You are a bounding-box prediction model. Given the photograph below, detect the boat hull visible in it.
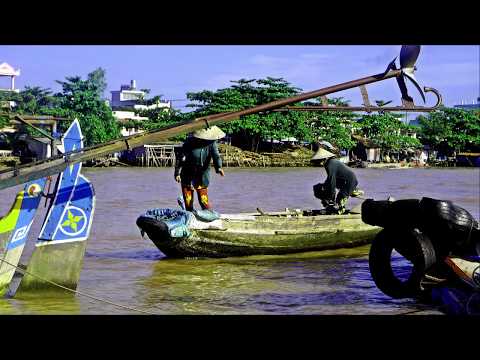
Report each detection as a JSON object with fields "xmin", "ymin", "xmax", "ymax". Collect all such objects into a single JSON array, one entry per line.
[{"xmin": 138, "ymin": 211, "xmax": 381, "ymax": 258}]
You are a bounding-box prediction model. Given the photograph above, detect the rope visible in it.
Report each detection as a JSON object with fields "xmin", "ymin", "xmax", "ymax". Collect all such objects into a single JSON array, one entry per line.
[
  {"xmin": 396, "ymin": 307, "xmax": 435, "ymax": 315},
  {"xmin": 0, "ymin": 258, "xmax": 156, "ymax": 315}
]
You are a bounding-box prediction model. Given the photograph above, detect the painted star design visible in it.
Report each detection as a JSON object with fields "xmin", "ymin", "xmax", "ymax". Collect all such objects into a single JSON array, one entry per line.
[{"xmin": 61, "ymin": 210, "xmax": 83, "ymax": 232}]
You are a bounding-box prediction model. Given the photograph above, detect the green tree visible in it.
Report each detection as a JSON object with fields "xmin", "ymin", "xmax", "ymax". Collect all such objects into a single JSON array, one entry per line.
[
  {"xmin": 1, "ymin": 68, "xmax": 119, "ymax": 147},
  {"xmin": 126, "ymin": 100, "xmax": 190, "ymax": 141},
  {"xmin": 302, "ymin": 97, "xmax": 358, "ymax": 150},
  {"xmin": 87, "ymin": 68, "xmax": 108, "ymax": 99},
  {"xmin": 0, "ymin": 91, "xmax": 16, "ymax": 128},
  {"xmin": 53, "ymin": 68, "xmax": 120, "ymax": 146},
  {"xmin": 0, "ymin": 86, "xmax": 59, "ymax": 136},
  {"xmin": 136, "ymin": 106, "xmax": 186, "ymax": 129},
  {"xmin": 0, "ymin": 114, "xmax": 8, "ymax": 129},
  {"xmin": 357, "ymin": 112, "xmax": 421, "ymax": 154},
  {"xmin": 417, "ymin": 107, "xmax": 480, "ymax": 154},
  {"xmin": 12, "ymin": 86, "xmax": 58, "ymax": 114},
  {"xmin": 186, "ymin": 77, "xmax": 313, "ymax": 151}
]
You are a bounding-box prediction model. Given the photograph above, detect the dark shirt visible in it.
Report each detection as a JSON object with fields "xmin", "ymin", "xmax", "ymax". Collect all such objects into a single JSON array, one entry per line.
[
  {"xmin": 174, "ymin": 137, "xmax": 222, "ymax": 186},
  {"xmin": 323, "ymin": 158, "xmax": 358, "ymax": 201}
]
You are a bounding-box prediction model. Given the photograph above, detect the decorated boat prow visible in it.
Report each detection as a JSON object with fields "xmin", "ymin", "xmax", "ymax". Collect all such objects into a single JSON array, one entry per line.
[
  {"xmin": 0, "ymin": 179, "xmax": 46, "ymax": 296},
  {"xmin": 16, "ymin": 119, "xmax": 95, "ymax": 294}
]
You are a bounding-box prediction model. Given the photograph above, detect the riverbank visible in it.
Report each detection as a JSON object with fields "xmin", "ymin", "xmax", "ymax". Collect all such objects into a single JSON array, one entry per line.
[
  {"xmin": 219, "ymin": 143, "xmax": 314, "ymax": 167},
  {"xmin": 0, "ymin": 156, "xmax": 19, "ymax": 171},
  {"xmin": 0, "ymin": 143, "xmax": 476, "ymax": 170}
]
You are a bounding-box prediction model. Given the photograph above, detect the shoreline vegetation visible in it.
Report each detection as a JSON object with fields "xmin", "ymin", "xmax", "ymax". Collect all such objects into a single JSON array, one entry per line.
[
  {"xmin": 1, "ymin": 70, "xmax": 478, "ymax": 173},
  {"xmin": 1, "ymin": 143, "xmax": 472, "ymax": 172}
]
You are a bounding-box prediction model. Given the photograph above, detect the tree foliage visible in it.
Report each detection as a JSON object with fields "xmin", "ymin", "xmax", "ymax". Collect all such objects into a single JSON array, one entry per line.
[
  {"xmin": 52, "ymin": 68, "xmax": 120, "ymax": 146},
  {"xmin": 4, "ymin": 70, "xmax": 477, "ymax": 158},
  {"xmin": 417, "ymin": 107, "xmax": 480, "ymax": 154},
  {"xmin": 184, "ymin": 81, "xmax": 423, "ymax": 153},
  {"xmin": 2, "ymin": 68, "xmax": 120, "ymax": 147},
  {"xmin": 186, "ymin": 77, "xmax": 314, "ymax": 151},
  {"xmin": 357, "ymin": 112, "xmax": 421, "ymax": 151},
  {"xmin": 0, "ymin": 86, "xmax": 60, "ymax": 137},
  {"xmin": 86, "ymin": 68, "xmax": 107, "ymax": 99},
  {"xmin": 134, "ymin": 106, "xmax": 189, "ymax": 141},
  {"xmin": 303, "ymin": 97, "xmax": 358, "ymax": 150}
]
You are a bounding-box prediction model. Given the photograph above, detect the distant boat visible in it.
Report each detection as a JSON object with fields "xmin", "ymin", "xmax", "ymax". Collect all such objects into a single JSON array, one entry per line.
[{"xmin": 456, "ymin": 152, "xmax": 480, "ymax": 167}]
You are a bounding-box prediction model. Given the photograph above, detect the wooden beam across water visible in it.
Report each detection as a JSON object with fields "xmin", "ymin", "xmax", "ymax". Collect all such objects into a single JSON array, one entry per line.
[{"xmin": 0, "ymin": 69, "xmax": 403, "ymax": 191}]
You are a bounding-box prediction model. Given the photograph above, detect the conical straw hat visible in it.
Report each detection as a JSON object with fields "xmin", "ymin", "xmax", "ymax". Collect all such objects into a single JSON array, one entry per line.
[
  {"xmin": 192, "ymin": 126, "xmax": 226, "ymax": 140},
  {"xmin": 311, "ymin": 147, "xmax": 336, "ymax": 161},
  {"xmin": 318, "ymin": 140, "xmax": 335, "ymax": 152}
]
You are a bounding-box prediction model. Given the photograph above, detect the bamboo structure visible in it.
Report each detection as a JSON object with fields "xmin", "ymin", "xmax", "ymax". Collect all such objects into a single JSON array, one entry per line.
[{"xmin": 143, "ymin": 144, "xmax": 178, "ymax": 167}]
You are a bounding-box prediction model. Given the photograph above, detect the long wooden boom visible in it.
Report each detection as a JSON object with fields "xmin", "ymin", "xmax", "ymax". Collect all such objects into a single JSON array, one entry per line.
[{"xmin": 0, "ymin": 68, "xmax": 402, "ymax": 190}]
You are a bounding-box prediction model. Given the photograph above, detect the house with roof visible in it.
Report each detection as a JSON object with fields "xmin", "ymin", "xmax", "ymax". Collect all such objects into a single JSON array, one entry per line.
[{"xmin": 351, "ymin": 134, "xmax": 381, "ymax": 162}]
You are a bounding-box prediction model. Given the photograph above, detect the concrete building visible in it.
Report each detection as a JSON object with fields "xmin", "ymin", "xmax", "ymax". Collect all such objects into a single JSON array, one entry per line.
[
  {"xmin": 110, "ymin": 80, "xmax": 171, "ymax": 111},
  {"xmin": 110, "ymin": 80, "xmax": 172, "ymax": 136}
]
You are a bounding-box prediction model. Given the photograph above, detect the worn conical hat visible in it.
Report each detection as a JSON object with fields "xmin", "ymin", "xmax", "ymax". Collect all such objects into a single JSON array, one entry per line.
[
  {"xmin": 311, "ymin": 147, "xmax": 336, "ymax": 161},
  {"xmin": 318, "ymin": 140, "xmax": 335, "ymax": 152},
  {"xmin": 192, "ymin": 126, "xmax": 226, "ymax": 140}
]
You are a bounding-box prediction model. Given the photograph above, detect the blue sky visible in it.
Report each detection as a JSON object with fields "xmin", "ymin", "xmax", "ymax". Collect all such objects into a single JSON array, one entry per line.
[{"xmin": 1, "ymin": 45, "xmax": 478, "ymax": 111}]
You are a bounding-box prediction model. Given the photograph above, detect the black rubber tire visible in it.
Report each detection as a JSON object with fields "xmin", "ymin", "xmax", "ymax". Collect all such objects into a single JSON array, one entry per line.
[
  {"xmin": 388, "ymin": 199, "xmax": 421, "ymax": 229},
  {"xmin": 361, "ymin": 199, "xmax": 392, "ymax": 227},
  {"xmin": 420, "ymin": 197, "xmax": 475, "ymax": 231},
  {"xmin": 361, "ymin": 198, "xmax": 420, "ymax": 229},
  {"xmin": 369, "ymin": 228, "xmax": 437, "ymax": 299},
  {"xmin": 419, "ymin": 197, "xmax": 479, "ymax": 255},
  {"xmin": 471, "ymin": 225, "xmax": 480, "ymax": 256}
]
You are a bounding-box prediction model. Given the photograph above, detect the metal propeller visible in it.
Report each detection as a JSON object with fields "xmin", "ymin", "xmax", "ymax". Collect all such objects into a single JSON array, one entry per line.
[{"xmin": 399, "ymin": 45, "xmax": 426, "ymax": 103}]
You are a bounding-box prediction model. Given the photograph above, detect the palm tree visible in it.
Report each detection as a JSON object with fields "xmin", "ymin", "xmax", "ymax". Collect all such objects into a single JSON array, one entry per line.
[{"xmin": 18, "ymin": 86, "xmax": 55, "ymax": 114}]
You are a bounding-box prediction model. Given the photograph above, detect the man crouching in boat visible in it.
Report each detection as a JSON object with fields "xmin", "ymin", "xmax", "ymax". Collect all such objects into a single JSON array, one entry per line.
[
  {"xmin": 174, "ymin": 125, "xmax": 225, "ymax": 211},
  {"xmin": 311, "ymin": 142, "xmax": 364, "ymax": 215}
]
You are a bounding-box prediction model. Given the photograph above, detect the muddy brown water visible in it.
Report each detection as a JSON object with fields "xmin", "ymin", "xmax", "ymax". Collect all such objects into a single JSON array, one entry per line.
[{"xmin": 0, "ymin": 167, "xmax": 478, "ymax": 314}]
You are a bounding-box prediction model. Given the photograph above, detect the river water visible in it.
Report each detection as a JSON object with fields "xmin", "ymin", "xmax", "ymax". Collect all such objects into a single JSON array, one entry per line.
[{"xmin": 0, "ymin": 167, "xmax": 478, "ymax": 315}]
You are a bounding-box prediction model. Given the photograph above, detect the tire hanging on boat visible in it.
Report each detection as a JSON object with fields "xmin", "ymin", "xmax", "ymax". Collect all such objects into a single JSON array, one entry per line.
[
  {"xmin": 419, "ymin": 197, "xmax": 480, "ymax": 256},
  {"xmin": 361, "ymin": 199, "xmax": 421, "ymax": 229},
  {"xmin": 369, "ymin": 228, "xmax": 437, "ymax": 299}
]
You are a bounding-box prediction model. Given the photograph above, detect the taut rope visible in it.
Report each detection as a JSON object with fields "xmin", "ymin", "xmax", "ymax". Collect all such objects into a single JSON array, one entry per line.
[{"xmin": 0, "ymin": 258, "xmax": 157, "ymax": 315}]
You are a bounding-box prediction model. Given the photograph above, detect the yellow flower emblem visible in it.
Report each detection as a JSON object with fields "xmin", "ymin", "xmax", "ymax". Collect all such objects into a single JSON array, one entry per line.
[{"xmin": 61, "ymin": 210, "xmax": 83, "ymax": 232}]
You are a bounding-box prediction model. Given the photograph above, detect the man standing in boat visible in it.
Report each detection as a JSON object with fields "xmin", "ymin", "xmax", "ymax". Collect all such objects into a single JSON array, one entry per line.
[
  {"xmin": 174, "ymin": 125, "xmax": 225, "ymax": 211},
  {"xmin": 311, "ymin": 142, "xmax": 363, "ymax": 215}
]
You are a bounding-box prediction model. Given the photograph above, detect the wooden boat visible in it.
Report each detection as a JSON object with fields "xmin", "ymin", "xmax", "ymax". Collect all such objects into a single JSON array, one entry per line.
[
  {"xmin": 426, "ymin": 257, "xmax": 480, "ymax": 315},
  {"xmin": 136, "ymin": 207, "xmax": 381, "ymax": 258}
]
